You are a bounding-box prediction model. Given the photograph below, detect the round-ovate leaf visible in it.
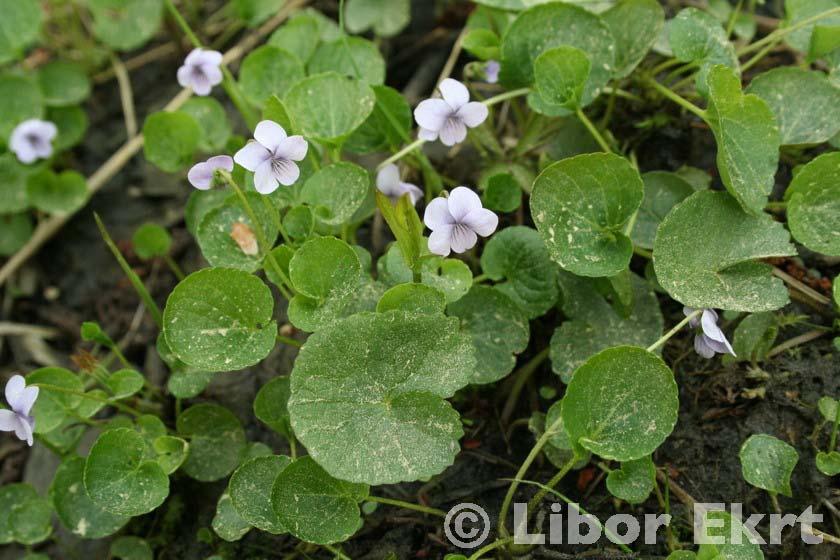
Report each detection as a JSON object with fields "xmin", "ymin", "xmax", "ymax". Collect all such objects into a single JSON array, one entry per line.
[
  {"xmin": 254, "ymin": 376, "xmax": 293, "ymax": 440},
  {"xmin": 605, "ymin": 455, "xmax": 655, "ymax": 504},
  {"xmin": 631, "ymin": 171, "xmax": 695, "ymax": 250},
  {"xmin": 299, "ymin": 162, "xmax": 370, "ymax": 226},
  {"xmin": 534, "ymin": 46, "xmax": 590, "ymax": 110},
  {"xmin": 27, "ymin": 367, "xmax": 83, "ymax": 434},
  {"xmin": 239, "ymin": 46, "xmax": 305, "ymax": 108},
  {"xmin": 345, "ymin": 85, "xmax": 412, "ymax": 154},
  {"xmin": 272, "ymin": 457, "xmax": 368, "ymax": 545},
  {"xmin": 106, "ymin": 369, "xmax": 145, "ymax": 399},
  {"xmin": 0, "ymin": 0, "xmax": 42, "ymax": 64},
  {"xmin": 284, "ymin": 72, "xmax": 375, "ymax": 143},
  {"xmin": 268, "ymin": 13, "xmax": 320, "ymax": 63},
  {"xmin": 0, "ymin": 213, "xmax": 33, "ymax": 257},
  {"xmin": 739, "ymin": 434, "xmax": 798, "ymax": 497},
  {"xmin": 0, "ymin": 483, "xmax": 52, "ymax": 545},
  {"xmin": 289, "ymin": 311, "xmax": 475, "ymax": 485},
  {"xmin": 132, "ymin": 223, "xmax": 171, "ymax": 260},
  {"xmin": 213, "ymin": 492, "xmax": 250, "ymax": 542},
  {"xmin": 0, "ymin": 75, "xmax": 43, "ymax": 143},
  {"xmin": 142, "ymin": 111, "xmax": 201, "ymax": 173},
  {"xmin": 230, "ymin": 455, "xmax": 291, "ymax": 533},
  {"xmin": 26, "ymin": 170, "xmax": 88, "ymax": 214},
  {"xmin": 0, "ymin": 153, "xmax": 32, "ymax": 213},
  {"xmin": 562, "ymin": 346, "xmax": 678, "ymax": 462},
  {"xmin": 308, "ymin": 38, "xmax": 386, "ymax": 84},
  {"xmin": 668, "ymin": 8, "xmax": 738, "ymax": 96},
  {"xmin": 653, "ymin": 190, "xmax": 795, "ymax": 312},
  {"xmin": 603, "ymin": 0, "xmax": 664, "ymax": 78},
  {"xmin": 50, "ymin": 456, "xmax": 129, "ymax": 539},
  {"xmin": 163, "ymin": 268, "xmax": 277, "ymax": 372},
  {"xmin": 88, "ymin": 0, "xmax": 163, "ymax": 51},
  {"xmin": 177, "ymin": 403, "xmax": 246, "ymax": 481},
  {"xmin": 83, "ymin": 428, "xmax": 169, "ymax": 517},
  {"xmin": 531, "ymin": 153, "xmax": 644, "ymax": 277},
  {"xmin": 179, "ymin": 97, "xmax": 231, "ymax": 152},
  {"xmin": 786, "ymin": 151, "xmax": 840, "ymax": 256},
  {"xmin": 377, "ymin": 283, "xmax": 446, "ymax": 315},
  {"xmin": 37, "ymin": 61, "xmax": 91, "ymax": 106}
]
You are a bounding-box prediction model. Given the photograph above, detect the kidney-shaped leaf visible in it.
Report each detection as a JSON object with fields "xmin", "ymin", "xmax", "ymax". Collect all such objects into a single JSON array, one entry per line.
[
  {"xmin": 606, "ymin": 455, "xmax": 656, "ymax": 504},
  {"xmin": 142, "ymin": 111, "xmax": 201, "ymax": 173},
  {"xmin": 0, "ymin": 483, "xmax": 51, "ymax": 545},
  {"xmin": 653, "ymin": 190, "xmax": 795, "ymax": 312},
  {"xmin": 299, "ymin": 162, "xmax": 370, "ymax": 226},
  {"xmin": 786, "ymin": 151, "xmax": 840, "ymax": 256},
  {"xmin": 254, "ymin": 376, "xmax": 293, "ymax": 440},
  {"xmin": 739, "ymin": 434, "xmax": 798, "ymax": 497},
  {"xmin": 531, "ymin": 153, "xmax": 644, "ymax": 277},
  {"xmin": 603, "ymin": 0, "xmax": 664, "ymax": 78},
  {"xmin": 667, "ymin": 8, "xmax": 738, "ymax": 96},
  {"xmin": 534, "ymin": 46, "xmax": 590, "ymax": 110},
  {"xmin": 631, "ymin": 171, "xmax": 695, "ymax": 250},
  {"xmin": 562, "ymin": 346, "xmax": 678, "ymax": 462},
  {"xmin": 377, "ymin": 283, "xmax": 446, "ymax": 315},
  {"xmin": 177, "ymin": 403, "xmax": 246, "ymax": 482},
  {"xmin": 239, "ymin": 45, "xmax": 305, "ymax": 108},
  {"xmin": 284, "ymin": 72, "xmax": 375, "ymax": 143},
  {"xmin": 289, "ymin": 311, "xmax": 475, "ymax": 485},
  {"xmin": 308, "ymin": 37, "xmax": 385, "ymax": 85},
  {"xmin": 230, "ymin": 455, "xmax": 291, "ymax": 534}
]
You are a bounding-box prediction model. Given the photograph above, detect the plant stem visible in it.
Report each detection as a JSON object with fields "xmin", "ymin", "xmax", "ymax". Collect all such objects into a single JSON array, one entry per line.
[
  {"xmin": 163, "ymin": 0, "xmax": 201, "ymax": 47},
  {"xmin": 647, "ymin": 308, "xmax": 702, "ymax": 353},
  {"xmin": 738, "ymin": 6, "xmax": 840, "ymax": 56},
  {"xmin": 365, "ymin": 495, "xmax": 446, "ymax": 517},
  {"xmin": 649, "ymin": 58, "xmax": 683, "ymax": 77},
  {"xmin": 829, "ymin": 405, "xmax": 840, "ymax": 452},
  {"xmin": 741, "ymin": 38, "xmax": 781, "ymax": 73},
  {"xmin": 575, "ymin": 108, "xmax": 612, "ymax": 153},
  {"xmin": 94, "ymin": 214, "xmax": 164, "ymax": 328},
  {"xmin": 647, "ymin": 79, "xmax": 707, "ymax": 120},
  {"xmin": 276, "ymin": 334, "xmax": 302, "ymax": 348},
  {"xmin": 770, "ymin": 492, "xmax": 782, "ymax": 514},
  {"xmin": 524, "ymin": 459, "xmax": 577, "ymax": 517},
  {"xmin": 466, "ymin": 537, "xmax": 515, "ymax": 560},
  {"xmin": 483, "ymin": 87, "xmax": 531, "ymax": 107},
  {"xmin": 321, "ymin": 544, "xmax": 351, "ymax": 560},
  {"xmin": 500, "ymin": 347, "xmax": 550, "ymax": 425},
  {"xmin": 32, "ymin": 383, "xmax": 142, "ymax": 417},
  {"xmin": 725, "ymin": 0, "xmax": 744, "ymax": 37},
  {"xmin": 164, "ymin": 255, "xmax": 185, "ymax": 281},
  {"xmin": 377, "ymin": 138, "xmax": 426, "ymax": 171}
]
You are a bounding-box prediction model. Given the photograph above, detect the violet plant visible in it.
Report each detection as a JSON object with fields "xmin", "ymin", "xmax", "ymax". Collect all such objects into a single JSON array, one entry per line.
[{"xmin": 2, "ymin": 0, "xmax": 840, "ymax": 559}]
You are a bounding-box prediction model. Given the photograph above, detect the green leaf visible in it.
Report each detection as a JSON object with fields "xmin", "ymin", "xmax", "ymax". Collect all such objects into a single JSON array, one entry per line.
[
  {"xmin": 239, "ymin": 46, "xmax": 305, "ymax": 109},
  {"xmin": 653, "ymin": 190, "xmax": 795, "ymax": 312},
  {"xmin": 447, "ymin": 286, "xmax": 530, "ymax": 384},
  {"xmin": 786, "ymin": 151, "xmax": 840, "ymax": 256},
  {"xmin": 530, "ymin": 402, "xmax": 588, "ymax": 469},
  {"xmin": 88, "ymin": 0, "xmax": 164, "ymax": 52},
  {"xmin": 179, "ymin": 97, "xmax": 231, "ymax": 152},
  {"xmin": 142, "ymin": 111, "xmax": 201, "ymax": 173},
  {"xmin": 819, "ymin": 396, "xmax": 839, "ymax": 422},
  {"xmin": 463, "ymin": 29, "xmax": 500, "ymax": 61},
  {"xmin": 177, "ymin": 403, "xmax": 246, "ymax": 481},
  {"xmin": 288, "ymin": 236, "xmax": 363, "ymax": 332},
  {"xmin": 308, "ymin": 38, "xmax": 386, "ymax": 84},
  {"xmin": 37, "ymin": 60, "xmax": 91, "ymax": 107},
  {"xmin": 50, "ymin": 105, "xmax": 88, "ymax": 151},
  {"xmin": 50, "ymin": 456, "xmax": 129, "ymax": 539},
  {"xmin": 377, "ymin": 243, "xmax": 473, "ymax": 304},
  {"xmin": 563, "ymin": 347, "xmax": 678, "ymax": 461},
  {"xmin": 230, "ymin": 455, "xmax": 291, "ymax": 533},
  {"xmin": 480, "ymin": 226, "xmax": 558, "ymax": 318},
  {"xmin": 606, "ymin": 455, "xmax": 656, "ymax": 504},
  {"xmin": 705, "ymin": 64, "xmax": 780, "ymax": 215},
  {"xmin": 666, "ymin": 553, "xmax": 697, "ymax": 560},
  {"xmin": 816, "ymin": 451, "xmax": 840, "ymax": 476},
  {"xmin": 0, "ymin": 75, "xmax": 42, "ymax": 144},
  {"xmin": 739, "ymin": 434, "xmax": 798, "ymax": 497},
  {"xmin": 268, "ymin": 13, "xmax": 321, "ymax": 63},
  {"xmin": 185, "ymin": 189, "xmax": 230, "ymax": 235},
  {"xmin": 110, "ymin": 536, "xmax": 153, "ymax": 560},
  {"xmin": 499, "ymin": 3, "xmax": 615, "ymax": 106},
  {"xmin": 783, "ymin": 0, "xmax": 840, "ymax": 52},
  {"xmin": 152, "ymin": 436, "xmax": 189, "ymax": 474},
  {"xmin": 377, "ymin": 283, "xmax": 446, "ymax": 315},
  {"xmin": 531, "ymin": 153, "xmax": 644, "ymax": 277},
  {"xmin": 83, "ymin": 428, "xmax": 169, "ymax": 516},
  {"xmin": 482, "ymin": 173, "xmax": 521, "ymax": 213},
  {"xmin": 0, "ymin": 153, "xmax": 32, "ymax": 213},
  {"xmin": 746, "ymin": 67, "xmax": 840, "ymax": 146},
  {"xmin": 697, "ymin": 510, "xmax": 764, "ymax": 560},
  {"xmin": 667, "ymin": 8, "xmax": 739, "ymax": 96},
  {"xmin": 0, "ymin": 483, "xmax": 52, "ymax": 545},
  {"xmin": 283, "ymin": 205, "xmax": 314, "ymax": 240},
  {"xmin": 375, "ymin": 192, "xmax": 425, "ymax": 280},
  {"xmin": 0, "ymin": 0, "xmax": 42, "ymax": 64},
  {"xmin": 272, "ymin": 456, "xmax": 368, "ymax": 545},
  {"xmin": 0, "ymin": 213, "xmax": 32, "ymax": 256},
  {"xmin": 254, "ymin": 376, "xmax": 293, "ymax": 440},
  {"xmin": 132, "ymin": 223, "xmax": 171, "ymax": 260},
  {"xmin": 551, "ymin": 271, "xmax": 663, "ymax": 383},
  {"xmin": 163, "ymin": 268, "xmax": 277, "ymax": 372},
  {"xmin": 196, "ymin": 192, "xmax": 279, "ymax": 271},
  {"xmin": 289, "ymin": 311, "xmax": 475, "ymax": 484},
  {"xmin": 345, "ymin": 0, "xmax": 410, "ymax": 37},
  {"xmin": 106, "ymin": 369, "xmax": 145, "ymax": 399},
  {"xmin": 729, "ymin": 312, "xmax": 778, "ymax": 363},
  {"xmin": 631, "ymin": 171, "xmax": 695, "ymax": 250},
  {"xmin": 212, "ymin": 492, "xmax": 250, "ymax": 542},
  {"xmin": 345, "ymin": 85, "xmax": 412, "ymax": 154},
  {"xmin": 26, "ymin": 367, "xmax": 83, "ymax": 434},
  {"xmin": 234, "ymin": 0, "xmax": 283, "ymax": 27},
  {"xmin": 809, "ymin": 24, "xmax": 840, "ymax": 61},
  {"xmin": 26, "ymin": 169, "xmax": 88, "ymax": 215},
  {"xmin": 284, "ymin": 72, "xmax": 375, "ymax": 144},
  {"xmin": 534, "ymin": 46, "xmax": 590, "ymax": 110},
  {"xmin": 300, "ymin": 162, "xmax": 370, "ymax": 226},
  {"xmin": 602, "ymin": 0, "xmax": 664, "ymax": 78}
]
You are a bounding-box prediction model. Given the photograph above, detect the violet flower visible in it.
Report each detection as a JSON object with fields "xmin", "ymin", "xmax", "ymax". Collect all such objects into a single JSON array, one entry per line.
[
  {"xmin": 414, "ymin": 78, "xmax": 488, "ymax": 146},
  {"xmin": 376, "ymin": 164, "xmax": 423, "ymax": 206},
  {"xmin": 423, "ymin": 187, "xmax": 498, "ymax": 256},
  {"xmin": 684, "ymin": 307, "xmax": 736, "ymax": 359},
  {"xmin": 0, "ymin": 375, "xmax": 38, "ymax": 446},
  {"xmin": 234, "ymin": 120, "xmax": 308, "ymax": 195},
  {"xmin": 9, "ymin": 119, "xmax": 57, "ymax": 164},
  {"xmin": 485, "ymin": 60, "xmax": 500, "ymax": 84},
  {"xmin": 177, "ymin": 48, "xmax": 223, "ymax": 96},
  {"xmin": 187, "ymin": 155, "xmax": 234, "ymax": 190}
]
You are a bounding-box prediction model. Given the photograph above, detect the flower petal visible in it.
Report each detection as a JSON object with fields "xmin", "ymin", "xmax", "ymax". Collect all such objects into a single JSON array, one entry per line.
[
  {"xmin": 276, "ymin": 135, "xmax": 308, "ymax": 161},
  {"xmin": 185, "ymin": 48, "xmax": 205, "ymax": 66},
  {"xmin": 14, "ymin": 415, "xmax": 33, "ymax": 446},
  {"xmin": 457, "ymin": 102, "xmax": 489, "ymax": 128},
  {"xmin": 428, "ymin": 226, "xmax": 453, "ymax": 256},
  {"xmin": 15, "ymin": 386, "xmax": 38, "ymax": 417},
  {"xmin": 438, "ymin": 118, "xmax": 467, "ymax": 146},
  {"xmin": 700, "ymin": 309, "xmax": 725, "ymax": 343},
  {"xmin": 254, "ymin": 159, "xmax": 280, "ymax": 194},
  {"xmin": 254, "ymin": 120, "xmax": 287, "ymax": 152},
  {"xmin": 462, "ymin": 208, "xmax": 498, "ymax": 237},
  {"xmin": 187, "ymin": 162, "xmax": 214, "ymax": 190},
  {"xmin": 5, "ymin": 375, "xmax": 25, "ymax": 408},
  {"xmin": 683, "ymin": 306, "xmax": 700, "ymax": 328},
  {"xmin": 694, "ymin": 334, "xmax": 717, "ymax": 359},
  {"xmin": 274, "ymin": 159, "xmax": 300, "ymax": 186},
  {"xmin": 439, "ymin": 78, "xmax": 469, "ymax": 110},
  {"xmin": 177, "ymin": 65, "xmax": 192, "ymax": 89},
  {"xmin": 234, "ymin": 141, "xmax": 271, "ymax": 171},
  {"xmin": 400, "ymin": 182, "xmax": 423, "ymax": 206},
  {"xmin": 447, "ymin": 187, "xmax": 483, "ymax": 221},
  {"xmin": 449, "ymin": 224, "xmax": 478, "ymax": 253},
  {"xmin": 376, "ymin": 164, "xmax": 400, "ymax": 192},
  {"xmin": 190, "ymin": 72, "xmax": 213, "ymax": 96},
  {"xmin": 417, "ymin": 127, "xmax": 438, "ymax": 141},
  {"xmin": 414, "ymin": 99, "xmax": 450, "ymax": 132},
  {"xmin": 0, "ymin": 409, "xmax": 17, "ymax": 432},
  {"xmin": 423, "ymin": 197, "xmax": 454, "ymax": 229},
  {"xmin": 206, "ymin": 155, "xmax": 234, "ymax": 172},
  {"xmin": 11, "ymin": 140, "xmax": 37, "ymax": 164},
  {"xmin": 485, "ymin": 60, "xmax": 500, "ymax": 84},
  {"xmin": 201, "ymin": 64, "xmax": 223, "ymax": 87},
  {"xmin": 195, "ymin": 49, "xmax": 223, "ymax": 67}
]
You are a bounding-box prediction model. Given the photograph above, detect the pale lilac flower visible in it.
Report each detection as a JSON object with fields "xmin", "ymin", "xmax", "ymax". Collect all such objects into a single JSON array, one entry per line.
[
  {"xmin": 414, "ymin": 78, "xmax": 489, "ymax": 146},
  {"xmin": 9, "ymin": 119, "xmax": 57, "ymax": 164},
  {"xmin": 684, "ymin": 307, "xmax": 736, "ymax": 359},
  {"xmin": 485, "ymin": 60, "xmax": 500, "ymax": 84},
  {"xmin": 234, "ymin": 120, "xmax": 308, "ymax": 195},
  {"xmin": 423, "ymin": 187, "xmax": 498, "ymax": 256},
  {"xmin": 177, "ymin": 48, "xmax": 223, "ymax": 96},
  {"xmin": 376, "ymin": 164, "xmax": 422, "ymax": 206},
  {"xmin": 187, "ymin": 155, "xmax": 234, "ymax": 190},
  {"xmin": 0, "ymin": 375, "xmax": 38, "ymax": 446}
]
